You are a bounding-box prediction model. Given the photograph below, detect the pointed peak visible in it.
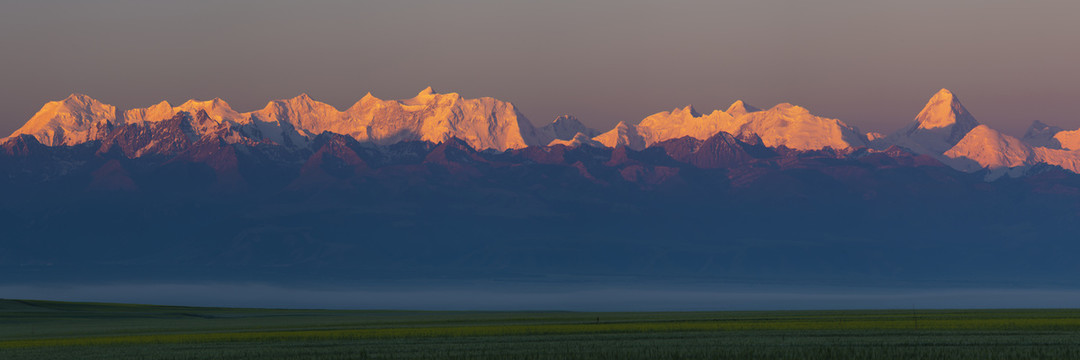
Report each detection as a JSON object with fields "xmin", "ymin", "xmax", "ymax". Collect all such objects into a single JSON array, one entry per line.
[
  {"xmin": 211, "ymin": 98, "xmax": 231, "ymax": 109},
  {"xmin": 726, "ymin": 100, "xmax": 761, "ymax": 116},
  {"xmin": 356, "ymin": 92, "xmax": 382, "ymax": 105},
  {"xmin": 932, "ymin": 88, "xmax": 955, "ymax": 100},
  {"xmin": 347, "ymin": 92, "xmax": 382, "ymax": 111},
  {"xmin": 59, "ymin": 93, "xmax": 103, "ymax": 106},
  {"xmin": 64, "ymin": 93, "xmax": 92, "ymax": 101},
  {"xmin": 673, "ymin": 104, "xmax": 698, "ymax": 115},
  {"xmin": 914, "ymin": 88, "xmax": 977, "ymax": 130},
  {"xmin": 287, "ymin": 93, "xmax": 319, "ymax": 105},
  {"xmin": 924, "ymin": 88, "xmax": 962, "ymax": 108},
  {"xmin": 399, "ymin": 86, "xmax": 440, "ymax": 106}
]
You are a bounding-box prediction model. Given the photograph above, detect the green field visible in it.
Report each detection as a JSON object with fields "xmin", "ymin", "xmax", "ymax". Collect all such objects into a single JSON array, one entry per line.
[{"xmin": 2, "ymin": 299, "xmax": 1080, "ymax": 359}]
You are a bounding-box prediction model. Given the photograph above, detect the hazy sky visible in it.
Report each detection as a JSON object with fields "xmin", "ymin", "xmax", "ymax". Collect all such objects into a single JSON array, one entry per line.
[{"xmin": 2, "ymin": 0, "xmax": 1079, "ymax": 136}]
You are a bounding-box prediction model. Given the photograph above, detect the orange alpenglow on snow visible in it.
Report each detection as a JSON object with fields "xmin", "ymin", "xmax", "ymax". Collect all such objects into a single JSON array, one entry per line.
[{"xmin": 9, "ymin": 87, "xmax": 1080, "ymax": 177}]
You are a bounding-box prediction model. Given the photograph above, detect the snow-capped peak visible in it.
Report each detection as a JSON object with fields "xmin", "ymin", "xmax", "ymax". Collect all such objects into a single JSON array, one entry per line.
[
  {"xmin": 914, "ymin": 88, "xmax": 976, "ymax": 131},
  {"xmin": 725, "ymin": 103, "xmax": 865, "ymax": 150},
  {"xmin": 249, "ymin": 93, "xmax": 345, "ymax": 140},
  {"xmin": 939, "ymin": 124, "xmax": 1080, "ymax": 178},
  {"xmin": 944, "ymin": 125, "xmax": 1034, "ymax": 172},
  {"xmin": 879, "ymin": 88, "xmax": 979, "ymax": 155},
  {"xmin": 9, "ymin": 93, "xmax": 116, "ymax": 146},
  {"xmin": 592, "ymin": 121, "xmax": 646, "ymax": 150},
  {"xmin": 725, "ymin": 100, "xmax": 761, "ymax": 117},
  {"xmin": 538, "ymin": 115, "xmax": 598, "ymax": 144},
  {"xmin": 121, "ymin": 100, "xmax": 173, "ymax": 124},
  {"xmin": 673, "ymin": 104, "xmax": 701, "ymax": 118},
  {"xmin": 281, "ymin": 93, "xmax": 327, "ymax": 109},
  {"xmin": 588, "ymin": 100, "xmax": 864, "ymax": 152},
  {"xmin": 348, "ymin": 88, "xmax": 536, "ymax": 150},
  {"xmin": 401, "ymin": 86, "xmax": 438, "ymax": 105},
  {"xmin": 175, "ymin": 97, "xmax": 240, "ymax": 123},
  {"xmin": 1038, "ymin": 120, "xmax": 1080, "ymax": 151},
  {"xmin": 290, "ymin": 93, "xmax": 315, "ymax": 103},
  {"xmin": 629, "ymin": 105, "xmax": 732, "ymax": 147},
  {"xmin": 62, "ymin": 93, "xmax": 97, "ymax": 105}
]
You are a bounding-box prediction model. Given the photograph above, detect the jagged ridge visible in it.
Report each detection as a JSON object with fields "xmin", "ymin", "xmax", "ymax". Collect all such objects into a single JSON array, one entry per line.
[{"xmin": 9, "ymin": 87, "xmax": 1080, "ymax": 178}]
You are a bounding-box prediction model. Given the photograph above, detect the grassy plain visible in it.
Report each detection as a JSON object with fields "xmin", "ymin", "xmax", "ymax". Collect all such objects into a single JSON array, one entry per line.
[{"xmin": 2, "ymin": 299, "xmax": 1079, "ymax": 359}]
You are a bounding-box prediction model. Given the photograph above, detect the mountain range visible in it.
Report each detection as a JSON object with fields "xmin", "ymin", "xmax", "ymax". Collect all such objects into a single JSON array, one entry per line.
[
  {"xmin": 4, "ymin": 88, "xmax": 1080, "ymax": 286},
  {"xmin": 9, "ymin": 88, "xmax": 1080, "ymax": 178}
]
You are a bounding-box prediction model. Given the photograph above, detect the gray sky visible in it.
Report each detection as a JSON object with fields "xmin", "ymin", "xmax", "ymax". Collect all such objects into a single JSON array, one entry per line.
[{"xmin": 2, "ymin": 0, "xmax": 1078, "ymax": 136}]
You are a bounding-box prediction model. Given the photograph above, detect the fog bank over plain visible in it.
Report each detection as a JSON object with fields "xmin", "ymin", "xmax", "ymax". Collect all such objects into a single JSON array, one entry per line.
[{"xmin": 5, "ymin": 282, "xmax": 1079, "ymax": 311}]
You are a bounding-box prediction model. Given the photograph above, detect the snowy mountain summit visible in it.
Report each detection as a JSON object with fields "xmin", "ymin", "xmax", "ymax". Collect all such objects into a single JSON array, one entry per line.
[
  {"xmin": 10, "ymin": 94, "xmax": 117, "ymax": 146},
  {"xmin": 881, "ymin": 88, "xmax": 980, "ymax": 155}
]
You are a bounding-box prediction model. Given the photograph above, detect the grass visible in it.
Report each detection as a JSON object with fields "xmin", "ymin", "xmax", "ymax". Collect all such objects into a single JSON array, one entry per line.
[{"xmin": 2, "ymin": 299, "xmax": 1080, "ymax": 359}]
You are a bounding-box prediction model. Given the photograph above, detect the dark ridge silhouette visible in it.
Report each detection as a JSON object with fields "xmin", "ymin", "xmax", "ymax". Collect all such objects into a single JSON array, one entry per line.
[{"xmin": 3, "ymin": 127, "xmax": 1080, "ymax": 288}]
